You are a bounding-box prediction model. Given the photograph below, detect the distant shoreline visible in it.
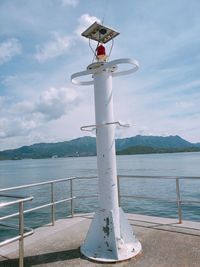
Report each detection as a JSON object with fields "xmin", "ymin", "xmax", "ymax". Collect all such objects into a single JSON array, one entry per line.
[
  {"xmin": 0, "ymin": 135, "xmax": 200, "ymax": 161},
  {"xmin": 0, "ymin": 148, "xmax": 200, "ymax": 161}
]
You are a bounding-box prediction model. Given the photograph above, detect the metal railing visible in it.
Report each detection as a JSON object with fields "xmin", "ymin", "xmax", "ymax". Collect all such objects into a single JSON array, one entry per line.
[
  {"xmin": 0, "ymin": 194, "xmax": 33, "ymax": 267},
  {"xmin": 1, "ymin": 175, "xmax": 200, "ymax": 225},
  {"xmin": 0, "ymin": 177, "xmax": 78, "ymax": 225},
  {"xmin": 0, "ymin": 177, "xmax": 79, "ymax": 267},
  {"xmin": 0, "ymin": 175, "xmax": 200, "ymax": 266},
  {"xmin": 118, "ymin": 175, "xmax": 200, "ymax": 224}
]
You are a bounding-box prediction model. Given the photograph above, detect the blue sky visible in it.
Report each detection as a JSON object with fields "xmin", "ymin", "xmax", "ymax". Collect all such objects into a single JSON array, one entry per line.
[{"xmin": 0, "ymin": 0, "xmax": 200, "ymax": 150}]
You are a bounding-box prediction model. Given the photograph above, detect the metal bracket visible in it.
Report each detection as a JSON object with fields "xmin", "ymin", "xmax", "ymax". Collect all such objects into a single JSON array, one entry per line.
[{"xmin": 80, "ymin": 121, "xmax": 130, "ymax": 132}]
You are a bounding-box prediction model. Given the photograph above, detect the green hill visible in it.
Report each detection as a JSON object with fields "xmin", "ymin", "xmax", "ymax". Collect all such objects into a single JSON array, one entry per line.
[
  {"xmin": 0, "ymin": 135, "xmax": 199, "ymax": 160},
  {"xmin": 117, "ymin": 145, "xmax": 200, "ymax": 155}
]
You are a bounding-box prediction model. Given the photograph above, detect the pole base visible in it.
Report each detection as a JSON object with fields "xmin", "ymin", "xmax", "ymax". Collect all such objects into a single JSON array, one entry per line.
[{"xmin": 80, "ymin": 208, "xmax": 142, "ymax": 262}]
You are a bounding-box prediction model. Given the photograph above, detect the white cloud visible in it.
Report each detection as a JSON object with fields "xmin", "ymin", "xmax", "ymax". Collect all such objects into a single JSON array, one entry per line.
[
  {"xmin": 0, "ymin": 96, "xmax": 5, "ymax": 106},
  {"xmin": 62, "ymin": 0, "xmax": 79, "ymax": 7},
  {"xmin": 75, "ymin": 14, "xmax": 100, "ymax": 37},
  {"xmin": 36, "ymin": 87, "xmax": 79, "ymax": 120},
  {"xmin": 13, "ymin": 101, "xmax": 35, "ymax": 113},
  {"xmin": 0, "ymin": 87, "xmax": 80, "ymax": 139},
  {"xmin": 34, "ymin": 14, "xmax": 100, "ymax": 63},
  {"xmin": 0, "ymin": 38, "xmax": 22, "ymax": 64},
  {"xmin": 35, "ymin": 33, "xmax": 71, "ymax": 62},
  {"xmin": 175, "ymin": 101, "xmax": 194, "ymax": 109},
  {"xmin": 0, "ymin": 117, "xmax": 37, "ymax": 138}
]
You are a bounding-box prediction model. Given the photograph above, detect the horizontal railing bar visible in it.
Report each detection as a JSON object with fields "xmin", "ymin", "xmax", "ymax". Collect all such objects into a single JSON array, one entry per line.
[
  {"xmin": 0, "ymin": 229, "xmax": 33, "ymax": 248},
  {"xmin": 0, "ymin": 212, "xmax": 19, "ymax": 221},
  {"xmin": 0, "ymin": 194, "xmax": 30, "ymax": 199},
  {"xmin": 181, "ymin": 200, "xmax": 200, "ymax": 204},
  {"xmin": 0, "ymin": 177, "xmax": 77, "ymax": 193},
  {"xmin": 171, "ymin": 176, "xmax": 200, "ymax": 180},
  {"xmin": 24, "ymin": 197, "xmax": 75, "ymax": 214},
  {"xmin": 0, "ymin": 196, "xmax": 33, "ymax": 208},
  {"xmin": 120, "ymin": 175, "xmax": 177, "ymax": 179},
  {"xmin": 121, "ymin": 195, "xmax": 200, "ymax": 204},
  {"xmin": 76, "ymin": 195, "xmax": 98, "ymax": 199},
  {"xmin": 75, "ymin": 176, "xmax": 98, "ymax": 180},
  {"xmin": 121, "ymin": 195, "xmax": 177, "ymax": 202},
  {"xmin": 24, "ymin": 203, "xmax": 54, "ymax": 213},
  {"xmin": 119, "ymin": 175, "xmax": 200, "ymax": 180},
  {"xmin": 0, "ymin": 176, "xmax": 97, "ymax": 194},
  {"xmin": 0, "ymin": 197, "xmax": 75, "ymax": 221},
  {"xmin": 0, "ymin": 236, "xmax": 22, "ymax": 247},
  {"xmin": 53, "ymin": 197, "xmax": 76, "ymax": 205}
]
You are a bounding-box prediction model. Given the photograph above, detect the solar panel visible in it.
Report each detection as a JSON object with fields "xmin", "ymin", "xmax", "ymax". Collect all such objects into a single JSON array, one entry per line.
[{"xmin": 81, "ymin": 22, "xmax": 119, "ymax": 44}]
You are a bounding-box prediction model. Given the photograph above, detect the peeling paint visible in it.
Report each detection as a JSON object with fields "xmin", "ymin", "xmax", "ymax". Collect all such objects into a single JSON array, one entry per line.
[{"xmin": 103, "ymin": 217, "xmax": 110, "ymax": 236}]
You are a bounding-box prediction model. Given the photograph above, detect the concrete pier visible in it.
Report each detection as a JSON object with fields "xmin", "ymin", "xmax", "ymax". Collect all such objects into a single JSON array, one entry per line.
[{"xmin": 0, "ymin": 213, "xmax": 200, "ymax": 266}]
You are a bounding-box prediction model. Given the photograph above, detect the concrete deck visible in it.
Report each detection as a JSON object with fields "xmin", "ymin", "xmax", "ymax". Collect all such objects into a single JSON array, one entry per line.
[{"xmin": 0, "ymin": 213, "xmax": 200, "ymax": 267}]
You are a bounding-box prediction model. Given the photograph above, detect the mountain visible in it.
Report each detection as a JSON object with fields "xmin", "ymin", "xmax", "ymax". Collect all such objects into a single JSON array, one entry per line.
[
  {"xmin": 0, "ymin": 135, "xmax": 199, "ymax": 160},
  {"xmin": 116, "ymin": 135, "xmax": 194, "ymax": 150},
  {"xmin": 0, "ymin": 136, "xmax": 96, "ymax": 160},
  {"xmin": 117, "ymin": 145, "xmax": 200, "ymax": 155}
]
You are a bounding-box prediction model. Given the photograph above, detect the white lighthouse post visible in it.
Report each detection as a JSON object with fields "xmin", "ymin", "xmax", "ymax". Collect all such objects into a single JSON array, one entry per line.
[{"xmin": 71, "ymin": 22, "xmax": 142, "ymax": 262}]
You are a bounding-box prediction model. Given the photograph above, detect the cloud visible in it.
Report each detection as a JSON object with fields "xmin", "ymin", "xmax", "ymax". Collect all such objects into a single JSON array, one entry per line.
[
  {"xmin": 13, "ymin": 100, "xmax": 35, "ymax": 113},
  {"xmin": 35, "ymin": 33, "xmax": 71, "ymax": 62},
  {"xmin": 34, "ymin": 14, "xmax": 100, "ymax": 63},
  {"xmin": 35, "ymin": 87, "xmax": 79, "ymax": 120},
  {"xmin": 175, "ymin": 101, "xmax": 194, "ymax": 109},
  {"xmin": 0, "ymin": 96, "xmax": 5, "ymax": 106},
  {"xmin": 0, "ymin": 87, "xmax": 80, "ymax": 139},
  {"xmin": 0, "ymin": 117, "xmax": 37, "ymax": 138},
  {"xmin": 0, "ymin": 99, "xmax": 40, "ymax": 139},
  {"xmin": 0, "ymin": 116, "xmax": 36, "ymax": 139},
  {"xmin": 75, "ymin": 14, "xmax": 100, "ymax": 37},
  {"xmin": 0, "ymin": 38, "xmax": 22, "ymax": 65},
  {"xmin": 62, "ymin": 0, "xmax": 79, "ymax": 7}
]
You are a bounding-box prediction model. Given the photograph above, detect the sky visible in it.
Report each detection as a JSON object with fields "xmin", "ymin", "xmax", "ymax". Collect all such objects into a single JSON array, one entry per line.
[{"xmin": 0, "ymin": 0, "xmax": 200, "ymax": 150}]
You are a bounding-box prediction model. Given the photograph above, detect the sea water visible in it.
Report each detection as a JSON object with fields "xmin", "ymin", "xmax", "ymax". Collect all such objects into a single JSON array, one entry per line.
[{"xmin": 0, "ymin": 152, "xmax": 200, "ymax": 241}]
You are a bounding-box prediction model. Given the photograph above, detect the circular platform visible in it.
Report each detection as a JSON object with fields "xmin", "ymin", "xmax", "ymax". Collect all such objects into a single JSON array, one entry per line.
[{"xmin": 71, "ymin": 58, "xmax": 139, "ymax": 86}]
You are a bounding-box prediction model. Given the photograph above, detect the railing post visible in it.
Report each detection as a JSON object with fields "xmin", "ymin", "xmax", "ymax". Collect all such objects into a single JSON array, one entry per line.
[
  {"xmin": 176, "ymin": 178, "xmax": 182, "ymax": 224},
  {"xmin": 117, "ymin": 175, "xmax": 121, "ymax": 207},
  {"xmin": 51, "ymin": 183, "xmax": 55, "ymax": 226},
  {"xmin": 70, "ymin": 179, "xmax": 74, "ymax": 217},
  {"xmin": 19, "ymin": 202, "xmax": 24, "ymax": 267}
]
